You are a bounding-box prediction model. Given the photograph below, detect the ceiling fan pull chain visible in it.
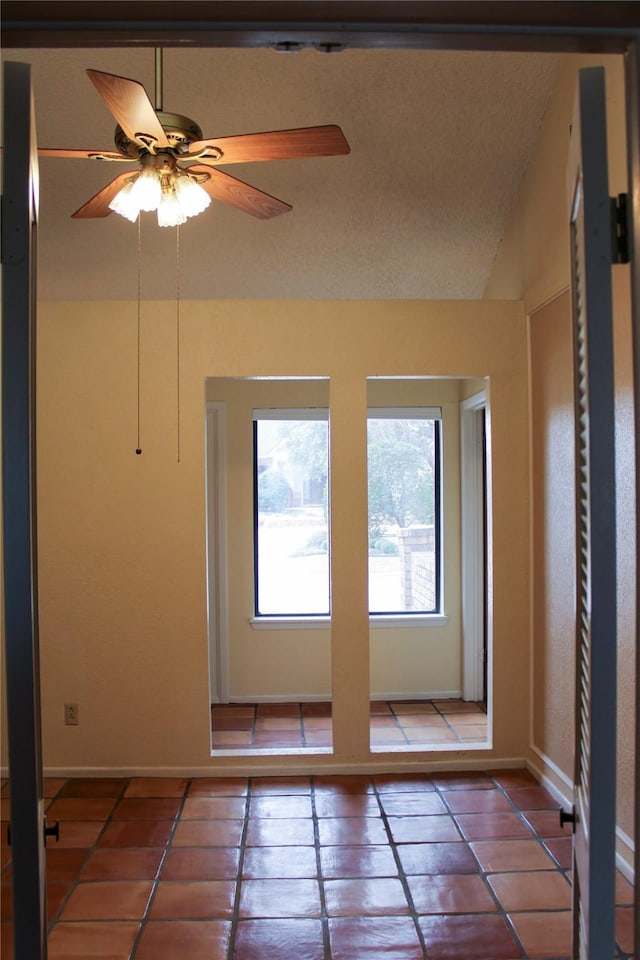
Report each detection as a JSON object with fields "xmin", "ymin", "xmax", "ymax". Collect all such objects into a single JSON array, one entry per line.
[
  {"xmin": 136, "ymin": 215, "xmax": 143, "ymax": 455},
  {"xmin": 176, "ymin": 224, "xmax": 181, "ymax": 464},
  {"xmin": 154, "ymin": 47, "xmax": 163, "ymax": 113}
]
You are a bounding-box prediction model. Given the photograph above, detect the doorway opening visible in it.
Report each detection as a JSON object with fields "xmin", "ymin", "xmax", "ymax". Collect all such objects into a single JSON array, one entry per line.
[
  {"xmin": 362, "ymin": 376, "xmax": 491, "ymax": 752},
  {"xmin": 206, "ymin": 375, "xmax": 492, "ymax": 754},
  {"xmin": 206, "ymin": 376, "xmax": 334, "ymax": 754},
  {"xmin": 461, "ymin": 389, "xmax": 490, "ymax": 708}
]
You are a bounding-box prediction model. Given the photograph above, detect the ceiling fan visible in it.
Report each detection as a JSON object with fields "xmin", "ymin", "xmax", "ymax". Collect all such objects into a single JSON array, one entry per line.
[{"xmin": 40, "ymin": 52, "xmax": 351, "ymax": 227}]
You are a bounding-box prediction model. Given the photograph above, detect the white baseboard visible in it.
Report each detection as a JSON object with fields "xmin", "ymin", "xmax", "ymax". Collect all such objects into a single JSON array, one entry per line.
[
  {"xmin": 219, "ymin": 690, "xmax": 463, "ymax": 704},
  {"xmin": 527, "ymin": 744, "xmax": 574, "ymax": 808},
  {"xmin": 7, "ymin": 741, "xmax": 631, "ymax": 885},
  {"xmin": 39, "ymin": 755, "xmax": 527, "ymax": 779},
  {"xmin": 527, "ymin": 744, "xmax": 635, "ymax": 883},
  {"xmin": 224, "ymin": 694, "xmax": 331, "ymax": 704},
  {"xmin": 372, "ymin": 690, "xmax": 463, "ymax": 701},
  {"xmin": 616, "ymin": 826, "xmax": 635, "ymax": 884}
]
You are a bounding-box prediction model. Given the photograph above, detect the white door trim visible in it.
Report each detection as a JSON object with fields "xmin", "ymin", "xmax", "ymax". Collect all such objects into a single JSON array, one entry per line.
[
  {"xmin": 460, "ymin": 390, "xmax": 487, "ymax": 702},
  {"xmin": 206, "ymin": 402, "xmax": 229, "ymax": 703}
]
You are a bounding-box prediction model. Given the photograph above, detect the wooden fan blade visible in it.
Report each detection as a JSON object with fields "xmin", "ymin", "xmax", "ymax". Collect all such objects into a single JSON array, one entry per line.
[
  {"xmin": 38, "ymin": 148, "xmax": 133, "ymax": 161},
  {"xmin": 71, "ymin": 171, "xmax": 135, "ymax": 219},
  {"xmin": 185, "ymin": 125, "xmax": 350, "ymax": 165},
  {"xmin": 187, "ymin": 165, "xmax": 292, "ymax": 219},
  {"xmin": 87, "ymin": 69, "xmax": 169, "ymax": 150}
]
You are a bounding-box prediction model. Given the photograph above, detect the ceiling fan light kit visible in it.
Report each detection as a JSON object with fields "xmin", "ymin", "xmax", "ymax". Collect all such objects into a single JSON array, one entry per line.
[
  {"xmin": 173, "ymin": 172, "xmax": 211, "ymax": 217},
  {"xmin": 108, "ymin": 152, "xmax": 212, "ymax": 227},
  {"xmin": 39, "ymin": 57, "xmax": 350, "ymax": 226}
]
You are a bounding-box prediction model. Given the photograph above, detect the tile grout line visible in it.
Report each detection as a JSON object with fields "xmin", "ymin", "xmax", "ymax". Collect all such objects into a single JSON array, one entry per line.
[
  {"xmin": 492, "ymin": 778, "xmax": 575, "ymax": 888},
  {"xmin": 478, "ymin": 776, "xmax": 574, "ymax": 959},
  {"xmin": 430, "ymin": 774, "xmax": 575, "ymax": 959},
  {"xmin": 373, "ymin": 777, "xmax": 431, "ymax": 959},
  {"xmin": 45, "ymin": 777, "xmax": 131, "ymax": 933},
  {"xmin": 387, "ymin": 703, "xmax": 413, "ymax": 746},
  {"xmin": 129, "ymin": 778, "xmax": 192, "ymax": 959},
  {"xmin": 446, "ymin": 776, "xmax": 529, "ymax": 959},
  {"xmin": 5, "ymin": 770, "xmax": 631, "ymax": 960},
  {"xmin": 225, "ymin": 777, "xmax": 252, "ymax": 960},
  {"xmin": 212, "ymin": 699, "xmax": 489, "ymax": 751},
  {"xmin": 309, "ymin": 776, "xmax": 334, "ymax": 960},
  {"xmin": 433, "ymin": 703, "xmax": 469, "ymax": 745}
]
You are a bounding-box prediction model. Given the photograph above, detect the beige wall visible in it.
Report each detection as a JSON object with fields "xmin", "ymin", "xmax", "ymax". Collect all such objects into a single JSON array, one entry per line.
[
  {"xmin": 529, "ymin": 292, "xmax": 575, "ymax": 776},
  {"xmin": 460, "ymin": 378, "xmax": 487, "ymax": 401},
  {"xmin": 485, "ymin": 53, "xmax": 628, "ymax": 312},
  {"xmin": 612, "ymin": 267, "xmax": 637, "ymax": 847},
  {"xmin": 25, "ymin": 298, "xmax": 528, "ymax": 775},
  {"xmin": 486, "ymin": 53, "xmax": 636, "ymax": 846},
  {"xmin": 528, "ymin": 277, "xmax": 636, "ymax": 845}
]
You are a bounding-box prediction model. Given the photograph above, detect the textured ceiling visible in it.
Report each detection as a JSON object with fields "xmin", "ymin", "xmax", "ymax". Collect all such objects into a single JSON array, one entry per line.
[{"xmin": 4, "ymin": 47, "xmax": 562, "ymax": 301}]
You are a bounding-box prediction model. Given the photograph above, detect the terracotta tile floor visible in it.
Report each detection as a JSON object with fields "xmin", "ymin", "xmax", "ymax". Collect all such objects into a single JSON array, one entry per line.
[
  {"xmin": 0, "ymin": 770, "xmax": 635, "ymax": 959},
  {"xmin": 211, "ymin": 699, "xmax": 488, "ymax": 750}
]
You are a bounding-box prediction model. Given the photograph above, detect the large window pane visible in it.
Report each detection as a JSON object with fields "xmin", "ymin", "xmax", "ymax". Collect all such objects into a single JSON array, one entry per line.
[
  {"xmin": 254, "ymin": 409, "xmax": 441, "ymax": 617},
  {"xmin": 367, "ymin": 416, "xmax": 440, "ymax": 613},
  {"xmin": 254, "ymin": 416, "xmax": 329, "ymax": 615}
]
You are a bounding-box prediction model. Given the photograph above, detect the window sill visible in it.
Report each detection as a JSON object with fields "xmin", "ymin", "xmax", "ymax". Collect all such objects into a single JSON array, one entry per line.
[
  {"xmin": 249, "ymin": 614, "xmax": 448, "ymax": 630},
  {"xmin": 370, "ymin": 614, "xmax": 448, "ymax": 628},
  {"xmin": 250, "ymin": 616, "xmax": 330, "ymax": 630}
]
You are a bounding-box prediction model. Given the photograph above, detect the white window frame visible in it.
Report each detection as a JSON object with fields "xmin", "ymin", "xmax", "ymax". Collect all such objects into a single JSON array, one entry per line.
[
  {"xmin": 206, "ymin": 402, "xmax": 229, "ymax": 702},
  {"xmin": 251, "ymin": 405, "xmax": 444, "ymax": 626},
  {"xmin": 367, "ymin": 406, "xmax": 443, "ymax": 620}
]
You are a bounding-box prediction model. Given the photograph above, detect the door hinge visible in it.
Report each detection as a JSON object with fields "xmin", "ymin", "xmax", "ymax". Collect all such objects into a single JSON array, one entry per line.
[{"xmin": 610, "ymin": 192, "xmax": 630, "ymax": 264}]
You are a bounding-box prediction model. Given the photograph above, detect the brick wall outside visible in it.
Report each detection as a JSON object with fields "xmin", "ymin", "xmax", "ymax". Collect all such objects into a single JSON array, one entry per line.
[{"xmin": 398, "ymin": 525, "xmax": 436, "ymax": 611}]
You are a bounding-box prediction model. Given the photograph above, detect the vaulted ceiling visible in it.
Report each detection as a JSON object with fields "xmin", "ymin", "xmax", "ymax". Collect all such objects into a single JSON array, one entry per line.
[{"xmin": 3, "ymin": 46, "xmax": 562, "ymax": 301}]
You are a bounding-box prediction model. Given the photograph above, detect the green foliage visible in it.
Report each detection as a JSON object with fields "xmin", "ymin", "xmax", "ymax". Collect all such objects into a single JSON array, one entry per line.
[
  {"xmin": 280, "ymin": 420, "xmax": 328, "ymax": 483},
  {"xmin": 264, "ymin": 415, "xmax": 435, "ymax": 533},
  {"xmin": 369, "ymin": 537, "xmax": 400, "ymax": 556},
  {"xmin": 367, "ymin": 418, "xmax": 435, "ymax": 531},
  {"xmin": 292, "ymin": 529, "xmax": 329, "ymax": 556},
  {"xmin": 257, "ymin": 468, "xmax": 291, "ymax": 512}
]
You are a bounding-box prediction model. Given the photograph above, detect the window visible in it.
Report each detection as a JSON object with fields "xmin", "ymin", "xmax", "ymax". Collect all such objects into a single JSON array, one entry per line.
[
  {"xmin": 253, "ymin": 407, "xmax": 441, "ymax": 617},
  {"xmin": 367, "ymin": 409, "xmax": 441, "ymax": 614},
  {"xmin": 254, "ymin": 409, "xmax": 330, "ymax": 616}
]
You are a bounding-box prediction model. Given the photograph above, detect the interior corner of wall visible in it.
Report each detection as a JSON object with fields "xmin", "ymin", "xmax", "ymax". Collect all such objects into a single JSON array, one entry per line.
[{"xmin": 527, "ymin": 744, "xmax": 574, "ymax": 807}]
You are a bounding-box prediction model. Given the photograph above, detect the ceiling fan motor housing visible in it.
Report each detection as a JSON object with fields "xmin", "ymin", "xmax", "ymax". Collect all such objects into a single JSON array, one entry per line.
[{"xmin": 114, "ymin": 111, "xmax": 204, "ymax": 157}]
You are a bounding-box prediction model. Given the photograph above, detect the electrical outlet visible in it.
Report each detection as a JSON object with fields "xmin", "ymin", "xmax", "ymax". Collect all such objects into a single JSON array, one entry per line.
[{"xmin": 64, "ymin": 703, "xmax": 79, "ymax": 726}]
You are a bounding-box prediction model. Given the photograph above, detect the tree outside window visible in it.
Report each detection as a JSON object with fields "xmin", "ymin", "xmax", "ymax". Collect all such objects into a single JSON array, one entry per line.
[{"xmin": 254, "ymin": 411, "xmax": 440, "ymax": 616}]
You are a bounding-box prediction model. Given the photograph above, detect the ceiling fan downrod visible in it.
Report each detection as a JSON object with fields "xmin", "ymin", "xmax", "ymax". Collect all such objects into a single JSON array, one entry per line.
[{"xmin": 154, "ymin": 47, "xmax": 163, "ymax": 113}]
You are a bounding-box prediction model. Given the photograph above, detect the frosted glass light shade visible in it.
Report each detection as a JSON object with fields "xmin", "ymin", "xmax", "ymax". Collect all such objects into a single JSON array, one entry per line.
[
  {"xmin": 108, "ymin": 180, "xmax": 141, "ymax": 222},
  {"xmin": 128, "ymin": 169, "xmax": 162, "ymax": 212},
  {"xmin": 174, "ymin": 176, "xmax": 212, "ymax": 218},
  {"xmin": 157, "ymin": 190, "xmax": 188, "ymax": 228}
]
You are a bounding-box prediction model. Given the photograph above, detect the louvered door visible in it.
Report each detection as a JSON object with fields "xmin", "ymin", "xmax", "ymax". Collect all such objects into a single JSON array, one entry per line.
[{"xmin": 567, "ymin": 66, "xmax": 618, "ymax": 960}]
